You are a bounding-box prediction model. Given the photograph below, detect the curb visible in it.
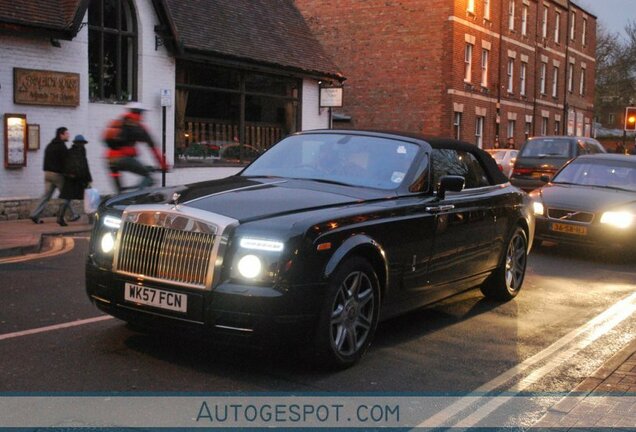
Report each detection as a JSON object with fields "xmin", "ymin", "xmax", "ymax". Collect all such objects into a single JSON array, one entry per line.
[{"xmin": 0, "ymin": 228, "xmax": 92, "ymax": 259}]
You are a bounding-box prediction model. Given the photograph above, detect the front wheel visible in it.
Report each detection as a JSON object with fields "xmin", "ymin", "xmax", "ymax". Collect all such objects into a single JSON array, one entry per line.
[
  {"xmin": 481, "ymin": 226, "xmax": 528, "ymax": 301},
  {"xmin": 313, "ymin": 257, "xmax": 380, "ymax": 368}
]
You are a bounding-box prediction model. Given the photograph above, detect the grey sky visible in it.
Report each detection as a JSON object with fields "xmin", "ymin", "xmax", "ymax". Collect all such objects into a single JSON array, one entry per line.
[{"xmin": 573, "ymin": 0, "xmax": 635, "ymax": 38}]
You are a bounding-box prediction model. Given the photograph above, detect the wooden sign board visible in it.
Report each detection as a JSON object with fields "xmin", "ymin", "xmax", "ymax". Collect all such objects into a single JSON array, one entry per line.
[{"xmin": 14, "ymin": 68, "xmax": 80, "ymax": 107}]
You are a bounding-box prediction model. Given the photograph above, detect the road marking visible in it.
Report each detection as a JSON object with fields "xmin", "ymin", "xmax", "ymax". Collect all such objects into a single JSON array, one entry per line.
[
  {"xmin": 419, "ymin": 290, "xmax": 636, "ymax": 428},
  {"xmin": 0, "ymin": 315, "xmax": 114, "ymax": 342},
  {"xmin": 0, "ymin": 237, "xmax": 75, "ymax": 264}
]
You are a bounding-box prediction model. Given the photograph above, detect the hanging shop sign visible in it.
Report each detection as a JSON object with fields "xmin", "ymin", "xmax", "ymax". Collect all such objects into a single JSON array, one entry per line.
[
  {"xmin": 14, "ymin": 68, "xmax": 80, "ymax": 107},
  {"xmin": 319, "ymin": 85, "xmax": 344, "ymax": 108}
]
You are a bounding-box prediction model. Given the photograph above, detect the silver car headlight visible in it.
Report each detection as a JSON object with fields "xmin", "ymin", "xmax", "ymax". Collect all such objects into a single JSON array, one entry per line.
[
  {"xmin": 91, "ymin": 214, "xmax": 122, "ymax": 268},
  {"xmin": 600, "ymin": 211, "xmax": 634, "ymax": 229},
  {"xmin": 533, "ymin": 201, "xmax": 545, "ymax": 216},
  {"xmin": 232, "ymin": 236, "xmax": 285, "ymax": 282}
]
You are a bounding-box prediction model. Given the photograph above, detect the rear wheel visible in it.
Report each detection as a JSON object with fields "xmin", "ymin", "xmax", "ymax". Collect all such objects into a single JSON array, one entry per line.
[
  {"xmin": 481, "ymin": 226, "xmax": 528, "ymax": 301},
  {"xmin": 313, "ymin": 257, "xmax": 380, "ymax": 368}
]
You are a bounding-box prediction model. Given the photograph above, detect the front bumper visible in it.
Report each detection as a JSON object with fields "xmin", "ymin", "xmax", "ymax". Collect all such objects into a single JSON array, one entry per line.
[
  {"xmin": 535, "ymin": 217, "xmax": 636, "ymax": 250},
  {"xmin": 86, "ymin": 259, "xmax": 322, "ymax": 345}
]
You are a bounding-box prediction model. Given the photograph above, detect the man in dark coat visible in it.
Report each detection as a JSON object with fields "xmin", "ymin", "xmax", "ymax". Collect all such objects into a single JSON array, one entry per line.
[
  {"xmin": 58, "ymin": 135, "xmax": 92, "ymax": 226},
  {"xmin": 30, "ymin": 127, "xmax": 72, "ymax": 224}
]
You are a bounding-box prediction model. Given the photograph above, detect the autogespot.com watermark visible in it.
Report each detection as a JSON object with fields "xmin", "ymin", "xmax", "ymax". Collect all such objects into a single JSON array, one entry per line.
[
  {"xmin": 1, "ymin": 394, "xmax": 635, "ymax": 428},
  {"xmin": 195, "ymin": 400, "xmax": 400, "ymax": 425}
]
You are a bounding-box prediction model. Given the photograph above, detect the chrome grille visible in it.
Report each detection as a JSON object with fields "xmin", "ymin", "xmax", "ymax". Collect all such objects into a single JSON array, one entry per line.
[
  {"xmin": 115, "ymin": 222, "xmax": 216, "ymax": 288},
  {"xmin": 547, "ymin": 208, "xmax": 594, "ymax": 224}
]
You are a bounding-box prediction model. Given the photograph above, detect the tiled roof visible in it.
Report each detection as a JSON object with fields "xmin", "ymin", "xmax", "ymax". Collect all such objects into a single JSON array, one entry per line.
[
  {"xmin": 0, "ymin": 0, "xmax": 84, "ymax": 34},
  {"xmin": 162, "ymin": 0, "xmax": 341, "ymax": 78}
]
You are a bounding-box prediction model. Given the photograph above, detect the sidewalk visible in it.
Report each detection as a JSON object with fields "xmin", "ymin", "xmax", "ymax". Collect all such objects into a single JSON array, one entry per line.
[
  {"xmin": 533, "ymin": 338, "xmax": 636, "ymax": 429},
  {"xmin": 0, "ymin": 216, "xmax": 93, "ymax": 258}
]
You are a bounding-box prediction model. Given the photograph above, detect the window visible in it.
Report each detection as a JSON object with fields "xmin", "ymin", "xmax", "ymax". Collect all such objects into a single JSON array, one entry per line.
[
  {"xmin": 175, "ymin": 61, "xmax": 300, "ymax": 167},
  {"xmin": 520, "ymin": 62, "xmax": 527, "ymax": 96},
  {"xmin": 580, "ymin": 67, "xmax": 586, "ymax": 95},
  {"xmin": 484, "ymin": 0, "xmax": 491, "ymax": 20},
  {"xmin": 609, "ymin": 113, "xmax": 615, "ymax": 125},
  {"xmin": 464, "ymin": 43, "xmax": 473, "ymax": 82},
  {"xmin": 567, "ymin": 62, "xmax": 574, "ymax": 92},
  {"xmin": 552, "ymin": 66, "xmax": 559, "ymax": 97},
  {"xmin": 467, "ymin": 0, "xmax": 475, "ymax": 14},
  {"xmin": 570, "ymin": 12, "xmax": 576, "ymax": 41},
  {"xmin": 521, "ymin": 5, "xmax": 528, "ymax": 36},
  {"xmin": 431, "ymin": 149, "xmax": 490, "ymax": 189},
  {"xmin": 507, "ymin": 58, "xmax": 514, "ymax": 93},
  {"xmin": 555, "ymin": 120, "xmax": 561, "ymax": 134},
  {"xmin": 88, "ymin": 0, "xmax": 138, "ymax": 101},
  {"xmin": 453, "ymin": 112, "xmax": 462, "ymax": 140},
  {"xmin": 542, "ymin": 6, "xmax": 548, "ymax": 38},
  {"xmin": 508, "ymin": 0, "xmax": 515, "ymax": 30},
  {"xmin": 541, "ymin": 117, "xmax": 549, "ymax": 135},
  {"xmin": 507, "ymin": 120, "xmax": 516, "ymax": 139},
  {"xmin": 540, "ymin": 62, "xmax": 547, "ymax": 95},
  {"xmin": 582, "ymin": 18, "xmax": 587, "ymax": 46},
  {"xmin": 481, "ymin": 49, "xmax": 489, "ymax": 87},
  {"xmin": 525, "ymin": 121, "xmax": 532, "ymax": 139},
  {"xmin": 475, "ymin": 116, "xmax": 484, "ymax": 148},
  {"xmin": 555, "ymin": 11, "xmax": 561, "ymax": 43}
]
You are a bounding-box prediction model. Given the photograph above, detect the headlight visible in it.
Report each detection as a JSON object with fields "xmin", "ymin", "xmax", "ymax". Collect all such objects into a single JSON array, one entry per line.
[
  {"xmin": 231, "ymin": 236, "xmax": 285, "ymax": 282},
  {"xmin": 103, "ymin": 215, "xmax": 122, "ymax": 229},
  {"xmin": 237, "ymin": 254, "xmax": 263, "ymax": 279},
  {"xmin": 101, "ymin": 232, "xmax": 115, "ymax": 253},
  {"xmin": 600, "ymin": 211, "xmax": 634, "ymax": 229},
  {"xmin": 533, "ymin": 201, "xmax": 545, "ymax": 216}
]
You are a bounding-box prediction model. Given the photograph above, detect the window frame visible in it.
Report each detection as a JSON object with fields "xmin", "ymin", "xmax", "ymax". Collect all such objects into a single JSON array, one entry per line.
[
  {"xmin": 520, "ymin": 61, "xmax": 527, "ymax": 96},
  {"xmin": 539, "ymin": 62, "xmax": 547, "ymax": 95},
  {"xmin": 88, "ymin": 0, "xmax": 138, "ymax": 102},
  {"xmin": 554, "ymin": 11, "xmax": 561, "ymax": 43},
  {"xmin": 542, "ymin": 6, "xmax": 548, "ymax": 39},
  {"xmin": 481, "ymin": 48, "xmax": 489, "ymax": 87},
  {"xmin": 552, "ymin": 66, "xmax": 559, "ymax": 98},
  {"xmin": 521, "ymin": 4, "xmax": 528, "ymax": 36},
  {"xmin": 464, "ymin": 43, "xmax": 474, "ymax": 83},
  {"xmin": 507, "ymin": 57, "xmax": 515, "ymax": 93},
  {"xmin": 475, "ymin": 116, "xmax": 484, "ymax": 148},
  {"xmin": 508, "ymin": 0, "xmax": 516, "ymax": 31}
]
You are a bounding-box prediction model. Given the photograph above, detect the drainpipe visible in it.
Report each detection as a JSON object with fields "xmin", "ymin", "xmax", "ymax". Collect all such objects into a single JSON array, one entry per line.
[
  {"xmin": 563, "ymin": 1, "xmax": 572, "ymax": 135},
  {"xmin": 496, "ymin": 0, "xmax": 505, "ymax": 146}
]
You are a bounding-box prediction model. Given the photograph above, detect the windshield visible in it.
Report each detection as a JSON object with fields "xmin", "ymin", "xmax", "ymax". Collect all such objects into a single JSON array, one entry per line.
[
  {"xmin": 520, "ymin": 138, "xmax": 572, "ymax": 158},
  {"xmin": 553, "ymin": 159, "xmax": 636, "ymax": 192},
  {"xmin": 242, "ymin": 133, "xmax": 420, "ymax": 190}
]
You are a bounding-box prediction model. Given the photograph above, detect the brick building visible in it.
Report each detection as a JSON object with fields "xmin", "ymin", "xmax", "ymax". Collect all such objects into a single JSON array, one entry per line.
[{"xmin": 295, "ymin": 0, "xmax": 596, "ymax": 149}]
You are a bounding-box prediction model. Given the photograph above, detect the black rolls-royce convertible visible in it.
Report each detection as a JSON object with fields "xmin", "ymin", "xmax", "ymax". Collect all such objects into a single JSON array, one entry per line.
[{"xmin": 86, "ymin": 130, "xmax": 535, "ymax": 367}]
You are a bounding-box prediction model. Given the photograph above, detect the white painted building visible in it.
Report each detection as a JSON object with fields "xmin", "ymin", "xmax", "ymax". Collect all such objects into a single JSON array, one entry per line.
[{"xmin": 0, "ymin": 0, "xmax": 342, "ymax": 218}]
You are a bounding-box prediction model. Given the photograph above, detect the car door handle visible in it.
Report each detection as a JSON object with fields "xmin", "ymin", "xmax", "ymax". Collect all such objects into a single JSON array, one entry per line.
[{"xmin": 425, "ymin": 204, "xmax": 455, "ymax": 212}]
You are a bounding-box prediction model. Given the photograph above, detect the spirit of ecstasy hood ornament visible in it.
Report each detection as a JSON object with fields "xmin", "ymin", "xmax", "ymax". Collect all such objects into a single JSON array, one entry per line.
[{"xmin": 171, "ymin": 192, "xmax": 181, "ymax": 209}]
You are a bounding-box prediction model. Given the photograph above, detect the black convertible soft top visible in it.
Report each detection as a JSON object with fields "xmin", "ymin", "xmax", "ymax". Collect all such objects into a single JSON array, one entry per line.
[{"xmin": 423, "ymin": 137, "xmax": 510, "ymax": 185}]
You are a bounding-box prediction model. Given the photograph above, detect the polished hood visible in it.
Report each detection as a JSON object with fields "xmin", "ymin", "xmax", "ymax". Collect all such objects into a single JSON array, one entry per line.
[
  {"xmin": 539, "ymin": 183, "xmax": 636, "ymax": 212},
  {"xmin": 104, "ymin": 176, "xmax": 392, "ymax": 222}
]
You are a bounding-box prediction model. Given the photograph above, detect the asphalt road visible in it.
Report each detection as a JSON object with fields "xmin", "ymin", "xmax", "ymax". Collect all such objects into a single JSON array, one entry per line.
[{"xmin": 0, "ymin": 237, "xmax": 634, "ymax": 398}]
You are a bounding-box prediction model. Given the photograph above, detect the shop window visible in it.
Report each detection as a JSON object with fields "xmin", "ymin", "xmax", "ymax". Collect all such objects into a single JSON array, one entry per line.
[
  {"xmin": 88, "ymin": 0, "xmax": 137, "ymax": 102},
  {"xmin": 175, "ymin": 61, "xmax": 300, "ymax": 166}
]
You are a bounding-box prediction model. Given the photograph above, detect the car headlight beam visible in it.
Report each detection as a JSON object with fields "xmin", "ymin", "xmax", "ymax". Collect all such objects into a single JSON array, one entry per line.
[
  {"xmin": 101, "ymin": 232, "xmax": 116, "ymax": 254},
  {"xmin": 238, "ymin": 254, "xmax": 263, "ymax": 279},
  {"xmin": 600, "ymin": 211, "xmax": 634, "ymax": 229}
]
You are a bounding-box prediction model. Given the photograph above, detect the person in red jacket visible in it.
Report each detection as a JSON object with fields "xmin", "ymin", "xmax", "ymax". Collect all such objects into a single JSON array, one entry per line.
[{"xmin": 103, "ymin": 103, "xmax": 167, "ymax": 193}]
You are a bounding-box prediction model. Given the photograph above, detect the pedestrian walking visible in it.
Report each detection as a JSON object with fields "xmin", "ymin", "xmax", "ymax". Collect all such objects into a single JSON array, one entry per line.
[
  {"xmin": 103, "ymin": 103, "xmax": 167, "ymax": 193},
  {"xmin": 506, "ymin": 137, "xmax": 516, "ymax": 149},
  {"xmin": 30, "ymin": 127, "xmax": 71, "ymax": 224},
  {"xmin": 57, "ymin": 135, "xmax": 92, "ymax": 226}
]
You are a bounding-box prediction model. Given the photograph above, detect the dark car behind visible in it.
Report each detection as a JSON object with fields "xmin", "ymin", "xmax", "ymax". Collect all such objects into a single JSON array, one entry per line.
[{"xmin": 510, "ymin": 136, "xmax": 606, "ymax": 192}]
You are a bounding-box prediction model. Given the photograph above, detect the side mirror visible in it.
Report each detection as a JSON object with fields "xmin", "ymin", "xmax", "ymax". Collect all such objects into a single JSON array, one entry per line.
[
  {"xmin": 540, "ymin": 174, "xmax": 550, "ymax": 183},
  {"xmin": 437, "ymin": 175, "xmax": 465, "ymax": 200}
]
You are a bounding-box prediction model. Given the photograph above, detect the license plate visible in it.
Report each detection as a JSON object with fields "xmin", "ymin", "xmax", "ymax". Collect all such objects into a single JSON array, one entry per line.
[
  {"xmin": 550, "ymin": 222, "xmax": 588, "ymax": 236},
  {"xmin": 124, "ymin": 283, "xmax": 187, "ymax": 313}
]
